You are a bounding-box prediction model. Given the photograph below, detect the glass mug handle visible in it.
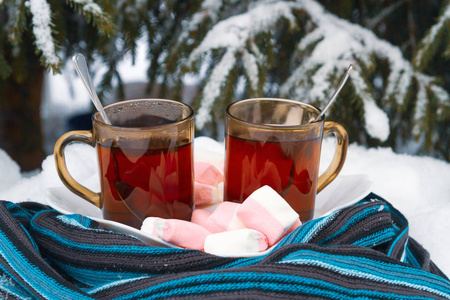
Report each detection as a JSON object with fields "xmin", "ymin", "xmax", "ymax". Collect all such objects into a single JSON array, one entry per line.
[
  {"xmin": 317, "ymin": 121, "xmax": 349, "ymax": 193},
  {"xmin": 54, "ymin": 131, "xmax": 101, "ymax": 208}
]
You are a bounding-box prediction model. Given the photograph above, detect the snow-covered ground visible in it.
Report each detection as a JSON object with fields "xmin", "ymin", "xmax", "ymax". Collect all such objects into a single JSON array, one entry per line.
[{"xmin": 0, "ymin": 136, "xmax": 449, "ymax": 276}]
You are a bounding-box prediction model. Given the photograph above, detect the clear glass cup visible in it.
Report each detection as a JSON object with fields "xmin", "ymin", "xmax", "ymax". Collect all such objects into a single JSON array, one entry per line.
[
  {"xmin": 224, "ymin": 98, "xmax": 348, "ymax": 222},
  {"xmin": 54, "ymin": 99, "xmax": 194, "ymax": 229}
]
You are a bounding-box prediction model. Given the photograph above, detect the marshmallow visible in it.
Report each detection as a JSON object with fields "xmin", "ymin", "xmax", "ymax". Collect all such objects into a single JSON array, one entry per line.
[
  {"xmin": 206, "ymin": 202, "xmax": 247, "ymax": 233},
  {"xmin": 236, "ymin": 186, "xmax": 299, "ymax": 246},
  {"xmin": 285, "ymin": 219, "xmax": 302, "ymax": 235},
  {"xmin": 204, "ymin": 229, "xmax": 268, "ymax": 255},
  {"xmin": 194, "ymin": 182, "xmax": 223, "ymax": 206},
  {"xmin": 194, "ymin": 162, "xmax": 223, "ymax": 186},
  {"xmin": 141, "ymin": 217, "xmax": 210, "ymax": 250},
  {"xmin": 190, "ymin": 208, "xmax": 212, "ymax": 228},
  {"xmin": 194, "ymin": 162, "xmax": 224, "ymax": 206}
]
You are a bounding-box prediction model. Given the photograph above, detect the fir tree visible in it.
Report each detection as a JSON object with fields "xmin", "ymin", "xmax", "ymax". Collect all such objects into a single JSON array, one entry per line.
[
  {"xmin": 1, "ymin": 0, "xmax": 449, "ymax": 171},
  {"xmin": 0, "ymin": 0, "xmax": 114, "ymax": 170},
  {"xmin": 413, "ymin": 0, "xmax": 450, "ymax": 160},
  {"xmin": 169, "ymin": 0, "xmax": 450, "ymax": 161}
]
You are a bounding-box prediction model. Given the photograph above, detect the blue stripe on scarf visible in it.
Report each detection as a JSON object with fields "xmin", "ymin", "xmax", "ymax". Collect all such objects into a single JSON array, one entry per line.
[
  {"xmin": 388, "ymin": 226, "xmax": 409, "ymax": 256},
  {"xmin": 0, "ymin": 229, "xmax": 92, "ymax": 299},
  {"xmin": 405, "ymin": 245, "xmax": 422, "ymax": 269},
  {"xmin": 56, "ymin": 261, "xmax": 150, "ymax": 287},
  {"xmin": 0, "ymin": 263, "xmax": 34, "ymax": 299},
  {"xmin": 319, "ymin": 204, "xmax": 388, "ymax": 244},
  {"xmin": 57, "ymin": 214, "xmax": 93, "ymax": 229},
  {"xmin": 280, "ymin": 250, "xmax": 450, "ymax": 299},
  {"xmin": 109, "ymin": 271, "xmax": 440, "ymax": 300},
  {"xmin": 31, "ymin": 210, "xmax": 188, "ymax": 256},
  {"xmin": 0, "ymin": 195, "xmax": 448, "ymax": 299},
  {"xmin": 353, "ymin": 227, "xmax": 396, "ymax": 247},
  {"xmin": 277, "ymin": 211, "xmax": 339, "ymax": 246}
]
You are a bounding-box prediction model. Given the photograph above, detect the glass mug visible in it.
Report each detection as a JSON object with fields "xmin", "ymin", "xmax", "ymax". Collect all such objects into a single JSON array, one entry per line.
[
  {"xmin": 54, "ymin": 99, "xmax": 194, "ymax": 229},
  {"xmin": 224, "ymin": 98, "xmax": 348, "ymax": 222}
]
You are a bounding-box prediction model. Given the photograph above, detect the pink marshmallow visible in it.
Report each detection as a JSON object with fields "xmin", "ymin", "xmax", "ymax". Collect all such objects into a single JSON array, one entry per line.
[
  {"xmin": 285, "ymin": 219, "xmax": 302, "ymax": 235},
  {"xmin": 191, "ymin": 208, "xmax": 212, "ymax": 228},
  {"xmin": 141, "ymin": 217, "xmax": 210, "ymax": 250},
  {"xmin": 204, "ymin": 229, "xmax": 268, "ymax": 255},
  {"xmin": 194, "ymin": 162, "xmax": 223, "ymax": 186},
  {"xmin": 278, "ymin": 218, "xmax": 302, "ymax": 242},
  {"xmin": 236, "ymin": 186, "xmax": 299, "ymax": 246},
  {"xmin": 194, "ymin": 182, "xmax": 223, "ymax": 205},
  {"xmin": 206, "ymin": 202, "xmax": 246, "ymax": 233}
]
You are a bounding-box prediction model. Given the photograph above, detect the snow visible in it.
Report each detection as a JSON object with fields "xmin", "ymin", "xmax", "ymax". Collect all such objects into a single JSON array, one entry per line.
[
  {"xmin": 70, "ymin": 0, "xmax": 103, "ymax": 15},
  {"xmin": 187, "ymin": 1, "xmax": 298, "ymax": 129},
  {"xmin": 195, "ymin": 49, "xmax": 236, "ymax": 128},
  {"xmin": 43, "ymin": 34, "xmax": 150, "ymax": 113},
  {"xmin": 280, "ymin": 0, "xmax": 405, "ymax": 142},
  {"xmin": 27, "ymin": 0, "xmax": 60, "ymax": 67},
  {"xmin": 242, "ymin": 49, "xmax": 259, "ymax": 91},
  {"xmin": 277, "ymin": 0, "xmax": 449, "ymax": 144},
  {"xmin": 362, "ymin": 98, "xmax": 390, "ymax": 141},
  {"xmin": 188, "ymin": 2, "xmax": 296, "ymax": 60},
  {"xmin": 17, "ymin": 0, "xmax": 450, "ymax": 278},
  {"xmin": 178, "ymin": 0, "xmax": 223, "ymax": 43},
  {"xmin": 414, "ymin": 2, "xmax": 450, "ymax": 67},
  {"xmin": 0, "ymin": 137, "xmax": 449, "ymax": 276}
]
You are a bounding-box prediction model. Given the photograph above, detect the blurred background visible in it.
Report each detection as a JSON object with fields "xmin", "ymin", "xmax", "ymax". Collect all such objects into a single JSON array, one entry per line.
[{"xmin": 0, "ymin": 0, "xmax": 449, "ymax": 172}]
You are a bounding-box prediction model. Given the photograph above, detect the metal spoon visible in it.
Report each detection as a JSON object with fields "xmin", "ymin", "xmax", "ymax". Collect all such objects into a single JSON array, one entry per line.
[
  {"xmin": 72, "ymin": 53, "xmax": 112, "ymax": 125},
  {"xmin": 313, "ymin": 64, "xmax": 353, "ymax": 122}
]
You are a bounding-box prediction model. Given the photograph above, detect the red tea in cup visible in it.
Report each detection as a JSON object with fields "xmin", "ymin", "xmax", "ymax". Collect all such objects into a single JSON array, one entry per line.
[
  {"xmin": 224, "ymin": 98, "xmax": 348, "ymax": 222},
  {"xmin": 98, "ymin": 142, "xmax": 193, "ymax": 228},
  {"xmin": 55, "ymin": 99, "xmax": 194, "ymax": 228},
  {"xmin": 225, "ymin": 135, "xmax": 321, "ymax": 221}
]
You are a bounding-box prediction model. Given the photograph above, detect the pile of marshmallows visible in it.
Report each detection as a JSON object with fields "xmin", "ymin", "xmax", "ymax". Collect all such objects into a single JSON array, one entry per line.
[{"xmin": 140, "ymin": 162, "xmax": 302, "ymax": 256}]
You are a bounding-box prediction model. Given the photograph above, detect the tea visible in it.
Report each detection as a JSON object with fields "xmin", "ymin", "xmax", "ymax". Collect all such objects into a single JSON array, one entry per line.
[
  {"xmin": 224, "ymin": 134, "xmax": 321, "ymax": 221},
  {"xmin": 97, "ymin": 142, "xmax": 194, "ymax": 229}
]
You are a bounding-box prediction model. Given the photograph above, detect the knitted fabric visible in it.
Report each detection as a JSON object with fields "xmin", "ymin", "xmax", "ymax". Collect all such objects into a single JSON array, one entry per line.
[{"xmin": 0, "ymin": 193, "xmax": 448, "ymax": 299}]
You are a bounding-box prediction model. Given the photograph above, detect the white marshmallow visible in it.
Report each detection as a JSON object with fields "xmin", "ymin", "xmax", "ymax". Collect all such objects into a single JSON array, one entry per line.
[
  {"xmin": 236, "ymin": 185, "xmax": 300, "ymax": 246},
  {"xmin": 204, "ymin": 229, "xmax": 268, "ymax": 255}
]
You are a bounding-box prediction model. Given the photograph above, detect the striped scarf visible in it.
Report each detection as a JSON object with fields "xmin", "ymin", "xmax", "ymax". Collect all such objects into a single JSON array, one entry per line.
[{"xmin": 0, "ymin": 193, "xmax": 449, "ymax": 299}]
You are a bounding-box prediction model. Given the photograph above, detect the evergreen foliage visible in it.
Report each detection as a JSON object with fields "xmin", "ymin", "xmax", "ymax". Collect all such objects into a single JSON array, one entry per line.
[
  {"xmin": 167, "ymin": 0, "xmax": 450, "ymax": 161},
  {"xmin": 0, "ymin": 0, "xmax": 114, "ymax": 75},
  {"xmin": 0, "ymin": 0, "xmax": 115, "ymax": 170},
  {"xmin": 1, "ymin": 0, "xmax": 449, "ymax": 167}
]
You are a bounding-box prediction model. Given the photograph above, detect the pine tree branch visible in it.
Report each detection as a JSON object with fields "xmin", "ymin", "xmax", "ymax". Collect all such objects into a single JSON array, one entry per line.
[
  {"xmin": 196, "ymin": 49, "xmax": 236, "ymax": 128},
  {"xmin": 26, "ymin": 0, "xmax": 62, "ymax": 73},
  {"xmin": 65, "ymin": 0, "xmax": 115, "ymax": 37},
  {"xmin": 413, "ymin": 0, "xmax": 450, "ymax": 70},
  {"xmin": 5, "ymin": 0, "xmax": 27, "ymax": 46},
  {"xmin": 364, "ymin": 0, "xmax": 407, "ymax": 29},
  {"xmin": 186, "ymin": 1, "xmax": 298, "ymax": 129},
  {"xmin": 406, "ymin": 0, "xmax": 417, "ymax": 54}
]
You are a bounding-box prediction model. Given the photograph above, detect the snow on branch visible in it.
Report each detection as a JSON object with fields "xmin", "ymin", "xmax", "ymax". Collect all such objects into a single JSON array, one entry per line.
[
  {"xmin": 364, "ymin": 0, "xmax": 407, "ymax": 29},
  {"xmin": 351, "ymin": 69, "xmax": 390, "ymax": 141},
  {"xmin": 66, "ymin": 0, "xmax": 114, "ymax": 36},
  {"xmin": 242, "ymin": 49, "xmax": 259, "ymax": 90},
  {"xmin": 26, "ymin": 0, "xmax": 61, "ymax": 70},
  {"xmin": 412, "ymin": 74, "xmax": 432, "ymax": 136},
  {"xmin": 413, "ymin": 2, "xmax": 450, "ymax": 69},
  {"xmin": 178, "ymin": 0, "xmax": 224, "ymax": 43},
  {"xmin": 280, "ymin": 0, "xmax": 448, "ymax": 142},
  {"xmin": 189, "ymin": 1, "xmax": 296, "ymax": 63},
  {"xmin": 196, "ymin": 49, "xmax": 236, "ymax": 128},
  {"xmin": 68, "ymin": 0, "xmax": 102, "ymax": 14},
  {"xmin": 188, "ymin": 1, "xmax": 297, "ymax": 129},
  {"xmin": 186, "ymin": 0, "xmax": 449, "ymax": 145}
]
